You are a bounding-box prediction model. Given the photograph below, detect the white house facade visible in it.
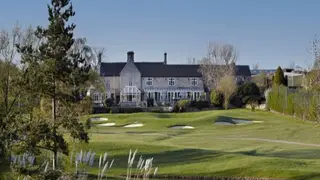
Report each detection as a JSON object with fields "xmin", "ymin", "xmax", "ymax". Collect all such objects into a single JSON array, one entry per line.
[{"xmin": 92, "ymin": 51, "xmax": 251, "ymax": 107}]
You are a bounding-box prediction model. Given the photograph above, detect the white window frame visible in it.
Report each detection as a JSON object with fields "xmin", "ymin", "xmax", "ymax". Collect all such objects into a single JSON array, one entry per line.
[
  {"xmin": 191, "ymin": 78, "xmax": 198, "ymax": 86},
  {"xmin": 146, "ymin": 78, "xmax": 153, "ymax": 86},
  {"xmin": 93, "ymin": 93, "xmax": 99, "ymax": 102},
  {"xmin": 168, "ymin": 78, "xmax": 175, "ymax": 86}
]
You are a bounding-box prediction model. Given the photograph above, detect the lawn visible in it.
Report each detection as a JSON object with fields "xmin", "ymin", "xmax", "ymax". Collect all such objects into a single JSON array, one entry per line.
[{"xmin": 74, "ymin": 109, "xmax": 320, "ymax": 179}]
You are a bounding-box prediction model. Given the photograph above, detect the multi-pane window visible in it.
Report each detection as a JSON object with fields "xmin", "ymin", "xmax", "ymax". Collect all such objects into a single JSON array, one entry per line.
[
  {"xmin": 168, "ymin": 78, "xmax": 175, "ymax": 86},
  {"xmin": 146, "ymin": 78, "xmax": 153, "ymax": 86},
  {"xmin": 191, "ymin": 78, "xmax": 198, "ymax": 86},
  {"xmin": 93, "ymin": 93, "xmax": 99, "ymax": 101}
]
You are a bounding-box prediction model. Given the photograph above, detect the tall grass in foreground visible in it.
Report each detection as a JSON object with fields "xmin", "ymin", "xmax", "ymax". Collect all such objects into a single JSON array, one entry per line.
[
  {"xmin": 126, "ymin": 149, "xmax": 158, "ymax": 180},
  {"xmin": 8, "ymin": 149, "xmax": 158, "ymax": 180}
]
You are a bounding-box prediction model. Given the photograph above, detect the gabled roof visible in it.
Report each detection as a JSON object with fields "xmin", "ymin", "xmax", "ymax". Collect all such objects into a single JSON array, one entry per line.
[{"xmin": 100, "ymin": 62, "xmax": 251, "ymax": 77}]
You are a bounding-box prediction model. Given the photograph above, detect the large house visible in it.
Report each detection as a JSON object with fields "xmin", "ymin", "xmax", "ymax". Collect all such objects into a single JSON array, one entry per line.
[{"xmin": 90, "ymin": 51, "xmax": 251, "ymax": 107}]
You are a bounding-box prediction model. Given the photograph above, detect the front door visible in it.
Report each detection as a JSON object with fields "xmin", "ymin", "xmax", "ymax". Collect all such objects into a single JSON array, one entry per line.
[{"xmin": 128, "ymin": 95, "xmax": 133, "ymax": 102}]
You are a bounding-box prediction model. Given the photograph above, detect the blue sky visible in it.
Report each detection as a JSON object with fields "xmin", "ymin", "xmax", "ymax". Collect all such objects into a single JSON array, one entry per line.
[{"xmin": 2, "ymin": 0, "xmax": 320, "ymax": 69}]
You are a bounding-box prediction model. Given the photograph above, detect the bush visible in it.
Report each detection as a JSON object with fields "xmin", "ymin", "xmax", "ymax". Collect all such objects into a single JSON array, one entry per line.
[
  {"xmin": 267, "ymin": 85, "xmax": 320, "ymax": 122},
  {"xmin": 105, "ymin": 98, "xmax": 114, "ymax": 107},
  {"xmin": 285, "ymin": 93, "xmax": 294, "ymax": 115},
  {"xmin": 189, "ymin": 100, "xmax": 210, "ymax": 109},
  {"xmin": 230, "ymin": 95, "xmax": 243, "ymax": 108},
  {"xmin": 210, "ymin": 89, "xmax": 223, "ymax": 106},
  {"xmin": 173, "ymin": 99, "xmax": 190, "ymax": 112},
  {"xmin": 267, "ymin": 85, "xmax": 287, "ymax": 113},
  {"xmin": 237, "ymin": 82, "xmax": 260, "ymax": 98},
  {"xmin": 147, "ymin": 98, "xmax": 154, "ymax": 107},
  {"xmin": 243, "ymin": 95, "xmax": 261, "ymax": 111},
  {"xmin": 92, "ymin": 107, "xmax": 144, "ymax": 114}
]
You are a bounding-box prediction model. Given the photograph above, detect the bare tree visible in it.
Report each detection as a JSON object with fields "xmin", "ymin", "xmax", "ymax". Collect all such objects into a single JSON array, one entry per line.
[
  {"xmin": 305, "ymin": 35, "xmax": 320, "ymax": 90},
  {"xmin": 72, "ymin": 38, "xmax": 104, "ymax": 70},
  {"xmin": 199, "ymin": 42, "xmax": 238, "ymax": 90},
  {"xmin": 71, "ymin": 38, "xmax": 107, "ymax": 105}
]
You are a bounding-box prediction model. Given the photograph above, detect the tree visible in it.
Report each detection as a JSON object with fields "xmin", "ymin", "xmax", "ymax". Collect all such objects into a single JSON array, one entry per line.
[
  {"xmin": 217, "ymin": 76, "xmax": 237, "ymax": 109},
  {"xmin": 237, "ymin": 82, "xmax": 261, "ymax": 111},
  {"xmin": 210, "ymin": 89, "xmax": 222, "ymax": 106},
  {"xmin": 199, "ymin": 42, "xmax": 237, "ymax": 90},
  {"xmin": 305, "ymin": 35, "xmax": 320, "ymax": 90},
  {"xmin": 17, "ymin": 0, "xmax": 94, "ymax": 170},
  {"xmin": 0, "ymin": 23, "xmax": 36, "ymax": 160},
  {"xmin": 273, "ymin": 66, "xmax": 286, "ymax": 86},
  {"xmin": 72, "ymin": 37, "xmax": 106, "ymax": 100},
  {"xmin": 252, "ymin": 71, "xmax": 266, "ymax": 86},
  {"xmin": 243, "ymin": 95, "xmax": 261, "ymax": 112},
  {"xmin": 237, "ymin": 82, "xmax": 260, "ymax": 99}
]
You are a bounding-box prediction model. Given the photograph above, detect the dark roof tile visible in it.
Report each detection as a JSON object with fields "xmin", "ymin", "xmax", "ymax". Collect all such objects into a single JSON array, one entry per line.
[{"xmin": 100, "ymin": 62, "xmax": 251, "ymax": 77}]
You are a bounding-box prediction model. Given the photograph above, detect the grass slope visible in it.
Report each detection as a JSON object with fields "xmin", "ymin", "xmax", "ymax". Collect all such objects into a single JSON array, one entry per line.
[{"xmin": 77, "ymin": 109, "xmax": 320, "ymax": 180}]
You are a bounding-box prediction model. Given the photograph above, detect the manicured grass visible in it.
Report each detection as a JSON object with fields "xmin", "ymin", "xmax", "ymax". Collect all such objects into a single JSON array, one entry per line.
[{"xmin": 74, "ymin": 109, "xmax": 320, "ymax": 180}]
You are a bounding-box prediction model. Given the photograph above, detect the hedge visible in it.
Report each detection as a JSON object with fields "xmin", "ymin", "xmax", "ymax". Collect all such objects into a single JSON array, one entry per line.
[
  {"xmin": 267, "ymin": 85, "xmax": 320, "ymax": 121},
  {"xmin": 92, "ymin": 107, "xmax": 144, "ymax": 114},
  {"xmin": 189, "ymin": 100, "xmax": 210, "ymax": 109}
]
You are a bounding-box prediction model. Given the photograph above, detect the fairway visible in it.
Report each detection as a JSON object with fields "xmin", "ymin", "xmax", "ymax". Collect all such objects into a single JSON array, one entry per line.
[{"xmin": 79, "ymin": 109, "xmax": 320, "ymax": 180}]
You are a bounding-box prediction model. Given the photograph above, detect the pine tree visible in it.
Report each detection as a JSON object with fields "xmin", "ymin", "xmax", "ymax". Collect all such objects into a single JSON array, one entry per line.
[
  {"xmin": 17, "ymin": 0, "xmax": 93, "ymax": 170},
  {"xmin": 273, "ymin": 66, "xmax": 286, "ymax": 86}
]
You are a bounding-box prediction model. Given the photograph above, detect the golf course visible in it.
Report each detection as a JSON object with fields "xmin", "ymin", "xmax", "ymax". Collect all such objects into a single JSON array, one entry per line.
[{"xmin": 74, "ymin": 109, "xmax": 320, "ymax": 180}]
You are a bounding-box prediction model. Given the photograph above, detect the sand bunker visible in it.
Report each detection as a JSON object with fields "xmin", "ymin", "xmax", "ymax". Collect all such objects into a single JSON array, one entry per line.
[
  {"xmin": 169, "ymin": 125, "xmax": 195, "ymax": 129},
  {"xmin": 232, "ymin": 119, "xmax": 253, "ymax": 125},
  {"xmin": 90, "ymin": 117, "xmax": 108, "ymax": 122},
  {"xmin": 123, "ymin": 123, "xmax": 144, "ymax": 128},
  {"xmin": 252, "ymin": 121, "xmax": 263, "ymax": 123},
  {"xmin": 215, "ymin": 119, "xmax": 260, "ymax": 125},
  {"xmin": 96, "ymin": 123, "xmax": 115, "ymax": 127},
  {"xmin": 215, "ymin": 122, "xmax": 234, "ymax": 125}
]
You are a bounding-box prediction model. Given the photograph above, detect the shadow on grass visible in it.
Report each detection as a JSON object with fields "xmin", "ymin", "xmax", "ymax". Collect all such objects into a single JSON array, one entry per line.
[
  {"xmin": 237, "ymin": 149, "xmax": 320, "ymax": 159},
  {"xmin": 110, "ymin": 148, "xmax": 221, "ymax": 168},
  {"xmin": 291, "ymin": 173, "xmax": 320, "ymax": 180},
  {"xmin": 153, "ymin": 113, "xmax": 172, "ymax": 119},
  {"xmin": 214, "ymin": 116, "xmax": 253, "ymax": 124},
  {"xmin": 154, "ymin": 131, "xmax": 191, "ymax": 141}
]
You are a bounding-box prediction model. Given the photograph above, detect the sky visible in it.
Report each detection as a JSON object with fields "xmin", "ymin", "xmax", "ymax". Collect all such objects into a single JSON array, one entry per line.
[{"xmin": 1, "ymin": 0, "xmax": 320, "ymax": 69}]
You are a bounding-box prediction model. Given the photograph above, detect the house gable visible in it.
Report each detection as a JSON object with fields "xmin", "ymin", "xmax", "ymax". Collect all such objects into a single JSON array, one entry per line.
[{"xmin": 120, "ymin": 61, "xmax": 141, "ymax": 89}]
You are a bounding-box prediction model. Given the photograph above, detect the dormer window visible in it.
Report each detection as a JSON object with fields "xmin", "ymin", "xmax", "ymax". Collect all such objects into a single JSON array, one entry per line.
[
  {"xmin": 146, "ymin": 78, "xmax": 153, "ymax": 86},
  {"xmin": 168, "ymin": 78, "xmax": 175, "ymax": 86},
  {"xmin": 191, "ymin": 78, "xmax": 198, "ymax": 86}
]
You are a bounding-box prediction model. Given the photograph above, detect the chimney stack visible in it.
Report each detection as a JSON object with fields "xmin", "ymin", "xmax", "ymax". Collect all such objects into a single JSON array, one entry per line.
[
  {"xmin": 164, "ymin": 52, "xmax": 167, "ymax": 65},
  {"xmin": 127, "ymin": 51, "xmax": 134, "ymax": 62}
]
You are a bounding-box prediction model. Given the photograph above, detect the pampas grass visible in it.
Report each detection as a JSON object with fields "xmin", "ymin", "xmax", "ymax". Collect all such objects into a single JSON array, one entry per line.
[
  {"xmin": 97, "ymin": 153, "xmax": 114, "ymax": 180},
  {"xmin": 8, "ymin": 149, "xmax": 158, "ymax": 180},
  {"xmin": 126, "ymin": 149, "xmax": 158, "ymax": 180}
]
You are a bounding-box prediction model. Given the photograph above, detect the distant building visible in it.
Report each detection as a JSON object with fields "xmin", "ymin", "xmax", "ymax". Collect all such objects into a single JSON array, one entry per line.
[
  {"xmin": 90, "ymin": 51, "xmax": 251, "ymax": 107},
  {"xmin": 251, "ymin": 69, "xmax": 277, "ymax": 76},
  {"xmin": 251, "ymin": 68, "xmax": 306, "ymax": 89},
  {"xmin": 283, "ymin": 68, "xmax": 306, "ymax": 88}
]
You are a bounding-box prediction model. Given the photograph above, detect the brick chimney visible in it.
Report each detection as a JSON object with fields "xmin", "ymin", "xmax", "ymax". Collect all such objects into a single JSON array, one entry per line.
[
  {"xmin": 127, "ymin": 51, "xmax": 134, "ymax": 63},
  {"xmin": 164, "ymin": 52, "xmax": 167, "ymax": 65}
]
